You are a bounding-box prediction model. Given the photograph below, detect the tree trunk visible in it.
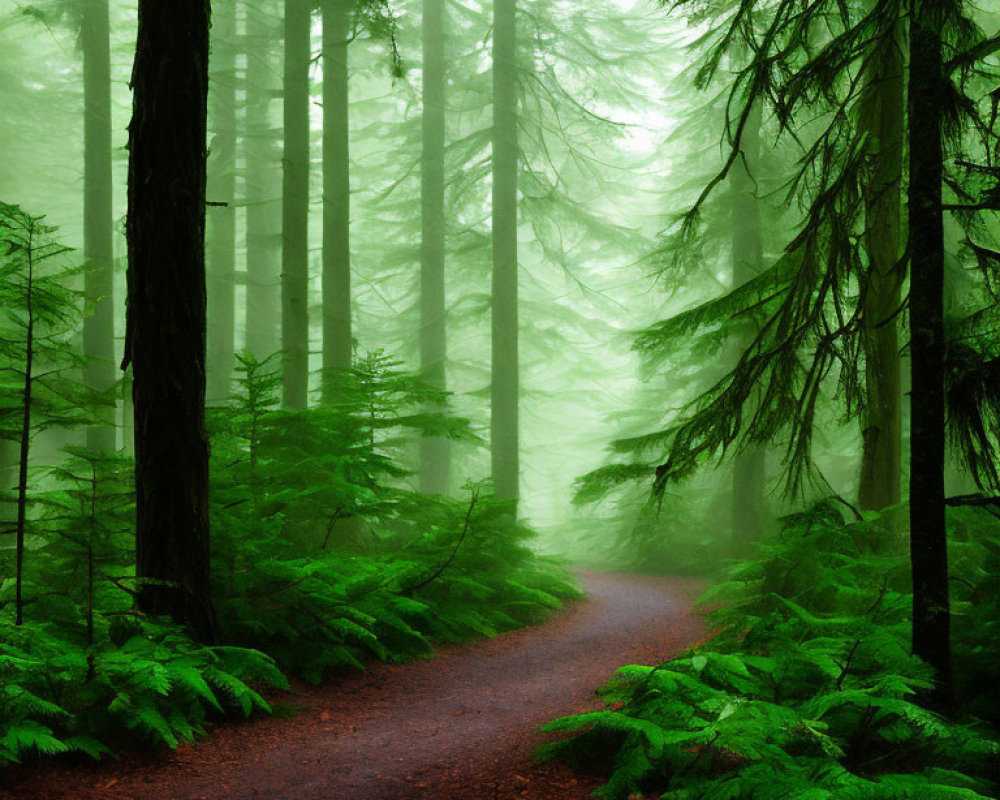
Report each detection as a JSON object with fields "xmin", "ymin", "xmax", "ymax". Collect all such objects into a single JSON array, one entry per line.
[
  {"xmin": 206, "ymin": 0, "xmax": 237, "ymax": 403},
  {"xmin": 859, "ymin": 2, "xmax": 904, "ymax": 512},
  {"xmin": 491, "ymin": 0, "xmax": 519, "ymax": 509},
  {"xmin": 729, "ymin": 94, "xmax": 765, "ymax": 553},
  {"xmin": 907, "ymin": 0, "xmax": 951, "ymax": 703},
  {"xmin": 14, "ymin": 241, "xmax": 35, "ymax": 626},
  {"xmin": 123, "ymin": 0, "xmax": 219, "ymax": 643},
  {"xmin": 82, "ymin": 0, "xmax": 117, "ymax": 452},
  {"xmin": 282, "ymin": 0, "xmax": 311, "ymax": 409},
  {"xmin": 322, "ymin": 0, "xmax": 352, "ymax": 385},
  {"xmin": 419, "ymin": 0, "xmax": 450, "ymax": 495},
  {"xmin": 244, "ymin": 5, "xmax": 282, "ymax": 361}
]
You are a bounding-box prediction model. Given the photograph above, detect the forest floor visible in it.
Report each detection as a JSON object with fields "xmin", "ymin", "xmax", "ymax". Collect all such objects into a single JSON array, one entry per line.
[{"xmin": 0, "ymin": 571, "xmax": 705, "ymax": 800}]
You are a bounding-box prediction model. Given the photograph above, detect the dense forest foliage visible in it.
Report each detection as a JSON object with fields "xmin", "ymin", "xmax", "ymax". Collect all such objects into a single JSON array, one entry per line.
[{"xmin": 1, "ymin": 0, "xmax": 1000, "ymax": 797}]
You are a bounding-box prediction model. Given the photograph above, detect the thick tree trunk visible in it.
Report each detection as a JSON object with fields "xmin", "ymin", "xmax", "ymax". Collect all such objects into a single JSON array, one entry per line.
[
  {"xmin": 244, "ymin": 5, "xmax": 282, "ymax": 361},
  {"xmin": 491, "ymin": 0, "xmax": 519, "ymax": 509},
  {"xmin": 907, "ymin": 0, "xmax": 951, "ymax": 703},
  {"xmin": 858, "ymin": 3, "xmax": 904, "ymax": 512},
  {"xmin": 123, "ymin": 0, "xmax": 219, "ymax": 642},
  {"xmin": 729, "ymin": 95, "xmax": 765, "ymax": 552},
  {"xmin": 282, "ymin": 0, "xmax": 311, "ymax": 409},
  {"xmin": 322, "ymin": 0, "xmax": 352, "ymax": 384},
  {"xmin": 419, "ymin": 0, "xmax": 450, "ymax": 495},
  {"xmin": 206, "ymin": 0, "xmax": 237, "ymax": 403},
  {"xmin": 82, "ymin": 0, "xmax": 117, "ymax": 452}
]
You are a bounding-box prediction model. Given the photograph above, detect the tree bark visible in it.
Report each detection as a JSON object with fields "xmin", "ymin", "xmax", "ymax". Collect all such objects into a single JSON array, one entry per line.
[
  {"xmin": 123, "ymin": 0, "xmax": 219, "ymax": 642},
  {"xmin": 206, "ymin": 0, "xmax": 237, "ymax": 403},
  {"xmin": 322, "ymin": 0, "xmax": 352, "ymax": 384},
  {"xmin": 244, "ymin": 4, "xmax": 283, "ymax": 361},
  {"xmin": 907, "ymin": 0, "xmax": 951, "ymax": 703},
  {"xmin": 729, "ymin": 93, "xmax": 765, "ymax": 552},
  {"xmin": 859, "ymin": 2, "xmax": 904, "ymax": 512},
  {"xmin": 419, "ymin": 0, "xmax": 451, "ymax": 495},
  {"xmin": 491, "ymin": 0, "xmax": 519, "ymax": 509},
  {"xmin": 282, "ymin": 0, "xmax": 311, "ymax": 409},
  {"xmin": 82, "ymin": 0, "xmax": 117, "ymax": 452},
  {"xmin": 14, "ymin": 236, "xmax": 35, "ymax": 626}
]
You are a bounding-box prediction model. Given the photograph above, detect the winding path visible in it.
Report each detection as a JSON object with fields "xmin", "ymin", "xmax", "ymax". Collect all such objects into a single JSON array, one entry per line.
[{"xmin": 1, "ymin": 572, "xmax": 705, "ymax": 800}]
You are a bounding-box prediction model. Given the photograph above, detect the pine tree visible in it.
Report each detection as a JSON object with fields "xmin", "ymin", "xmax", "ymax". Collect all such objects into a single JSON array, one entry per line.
[
  {"xmin": 418, "ymin": 0, "xmax": 450, "ymax": 495},
  {"xmin": 206, "ymin": 0, "xmax": 238, "ymax": 403},
  {"xmin": 123, "ymin": 0, "xmax": 218, "ymax": 641},
  {"xmin": 0, "ymin": 203, "xmax": 98, "ymax": 626},
  {"xmin": 322, "ymin": 0, "xmax": 354, "ymax": 380},
  {"xmin": 907, "ymin": 0, "xmax": 952, "ymax": 703},
  {"xmin": 728, "ymin": 76, "xmax": 766, "ymax": 551},
  {"xmin": 282, "ymin": 0, "xmax": 312, "ymax": 409},
  {"xmin": 81, "ymin": 0, "xmax": 117, "ymax": 452},
  {"xmin": 858, "ymin": 0, "xmax": 904, "ymax": 512},
  {"xmin": 491, "ymin": 0, "xmax": 519, "ymax": 510},
  {"xmin": 244, "ymin": 0, "xmax": 283, "ymax": 362}
]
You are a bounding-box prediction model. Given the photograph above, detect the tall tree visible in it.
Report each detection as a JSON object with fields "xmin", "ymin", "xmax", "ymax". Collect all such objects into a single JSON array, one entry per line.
[
  {"xmin": 123, "ymin": 0, "xmax": 219, "ymax": 642},
  {"xmin": 206, "ymin": 0, "xmax": 238, "ymax": 403},
  {"xmin": 81, "ymin": 0, "xmax": 117, "ymax": 451},
  {"xmin": 858, "ymin": 1, "xmax": 904, "ymax": 511},
  {"xmin": 491, "ymin": 0, "xmax": 519, "ymax": 508},
  {"xmin": 282, "ymin": 0, "xmax": 311, "ymax": 409},
  {"xmin": 907, "ymin": 0, "xmax": 951, "ymax": 701},
  {"xmin": 322, "ymin": 0, "xmax": 353, "ymax": 383},
  {"xmin": 244, "ymin": 4, "xmax": 283, "ymax": 362},
  {"xmin": 729, "ymin": 91, "xmax": 765, "ymax": 551},
  {"xmin": 419, "ymin": 0, "xmax": 450, "ymax": 495}
]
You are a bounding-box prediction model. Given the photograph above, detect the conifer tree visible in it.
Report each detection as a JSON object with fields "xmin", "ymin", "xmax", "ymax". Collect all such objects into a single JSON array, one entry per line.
[
  {"xmin": 0, "ymin": 204, "xmax": 94, "ymax": 626},
  {"xmin": 81, "ymin": 0, "xmax": 117, "ymax": 451},
  {"xmin": 322, "ymin": 0, "xmax": 354, "ymax": 380},
  {"xmin": 729, "ymin": 85, "xmax": 765, "ymax": 550},
  {"xmin": 419, "ymin": 0, "xmax": 450, "ymax": 495},
  {"xmin": 244, "ymin": 1, "xmax": 283, "ymax": 362},
  {"xmin": 282, "ymin": 0, "xmax": 312, "ymax": 409},
  {"xmin": 907, "ymin": 0, "xmax": 951, "ymax": 702},
  {"xmin": 206, "ymin": 0, "xmax": 238, "ymax": 403},
  {"xmin": 123, "ymin": 0, "xmax": 218, "ymax": 641},
  {"xmin": 858, "ymin": 0, "xmax": 904, "ymax": 512},
  {"xmin": 491, "ymin": 0, "xmax": 519, "ymax": 509}
]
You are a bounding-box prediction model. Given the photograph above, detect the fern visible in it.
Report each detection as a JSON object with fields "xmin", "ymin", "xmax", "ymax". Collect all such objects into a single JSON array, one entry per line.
[{"xmin": 543, "ymin": 502, "xmax": 1000, "ymax": 800}]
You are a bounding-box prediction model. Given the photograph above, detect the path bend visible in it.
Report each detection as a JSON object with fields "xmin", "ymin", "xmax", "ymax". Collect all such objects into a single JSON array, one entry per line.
[{"xmin": 1, "ymin": 571, "xmax": 705, "ymax": 800}]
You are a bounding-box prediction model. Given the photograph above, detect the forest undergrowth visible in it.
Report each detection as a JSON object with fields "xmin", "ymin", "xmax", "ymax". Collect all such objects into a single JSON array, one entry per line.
[
  {"xmin": 542, "ymin": 501, "xmax": 1000, "ymax": 800},
  {"xmin": 0, "ymin": 207, "xmax": 579, "ymax": 767}
]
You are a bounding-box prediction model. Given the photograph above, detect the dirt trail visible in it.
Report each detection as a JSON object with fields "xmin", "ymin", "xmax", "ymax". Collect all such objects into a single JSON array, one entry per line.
[{"xmin": 1, "ymin": 572, "xmax": 705, "ymax": 800}]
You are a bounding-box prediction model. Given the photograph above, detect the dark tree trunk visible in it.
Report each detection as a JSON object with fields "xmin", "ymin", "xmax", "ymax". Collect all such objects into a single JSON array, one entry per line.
[
  {"xmin": 491, "ymin": 0, "xmax": 519, "ymax": 510},
  {"xmin": 282, "ymin": 0, "xmax": 311, "ymax": 409},
  {"xmin": 244, "ymin": 3, "xmax": 282, "ymax": 361},
  {"xmin": 419, "ymin": 0, "xmax": 450, "ymax": 495},
  {"xmin": 729, "ymin": 93, "xmax": 765, "ymax": 553},
  {"xmin": 907, "ymin": 0, "xmax": 951, "ymax": 703},
  {"xmin": 82, "ymin": 0, "xmax": 117, "ymax": 452},
  {"xmin": 322, "ymin": 0, "xmax": 352, "ymax": 384},
  {"xmin": 859, "ymin": 3, "xmax": 904, "ymax": 512},
  {"xmin": 206, "ymin": 0, "xmax": 237, "ymax": 403},
  {"xmin": 123, "ymin": 0, "xmax": 219, "ymax": 642}
]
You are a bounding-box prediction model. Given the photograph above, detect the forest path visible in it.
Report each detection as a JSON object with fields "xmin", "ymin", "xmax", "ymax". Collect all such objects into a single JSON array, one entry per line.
[{"xmin": 3, "ymin": 572, "xmax": 705, "ymax": 800}]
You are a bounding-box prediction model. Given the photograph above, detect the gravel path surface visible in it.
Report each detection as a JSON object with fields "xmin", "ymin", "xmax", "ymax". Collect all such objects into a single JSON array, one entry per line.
[{"xmin": 1, "ymin": 571, "xmax": 705, "ymax": 800}]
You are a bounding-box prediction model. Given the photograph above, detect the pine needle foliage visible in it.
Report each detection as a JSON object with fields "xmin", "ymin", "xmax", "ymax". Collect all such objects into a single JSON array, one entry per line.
[
  {"xmin": 207, "ymin": 350, "xmax": 579, "ymax": 681},
  {"xmin": 542, "ymin": 502, "xmax": 1000, "ymax": 800},
  {"xmin": 0, "ymin": 202, "xmax": 113, "ymax": 627},
  {"xmin": 0, "ymin": 441, "xmax": 287, "ymax": 769},
  {"xmin": 574, "ymin": 0, "xmax": 1000, "ymax": 505}
]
